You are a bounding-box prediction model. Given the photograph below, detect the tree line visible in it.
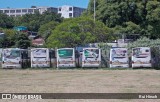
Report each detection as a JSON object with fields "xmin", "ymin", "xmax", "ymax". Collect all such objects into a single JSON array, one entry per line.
[
  {"xmin": 1, "ymin": 0, "xmax": 160, "ymax": 48},
  {"xmin": 86, "ymin": 0, "xmax": 160, "ymax": 39},
  {"xmin": 0, "ymin": 11, "xmax": 63, "ymax": 48}
]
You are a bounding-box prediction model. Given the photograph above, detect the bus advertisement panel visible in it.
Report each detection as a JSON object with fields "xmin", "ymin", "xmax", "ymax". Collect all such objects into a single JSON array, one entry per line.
[
  {"xmin": 31, "ymin": 48, "xmax": 50, "ymax": 68},
  {"xmin": 132, "ymin": 47, "xmax": 151, "ymax": 68},
  {"xmin": 109, "ymin": 48, "xmax": 129, "ymax": 68},
  {"xmin": 82, "ymin": 48, "xmax": 101, "ymax": 67},
  {"xmin": 2, "ymin": 48, "xmax": 21, "ymax": 68},
  {"xmin": 57, "ymin": 48, "xmax": 76, "ymax": 68}
]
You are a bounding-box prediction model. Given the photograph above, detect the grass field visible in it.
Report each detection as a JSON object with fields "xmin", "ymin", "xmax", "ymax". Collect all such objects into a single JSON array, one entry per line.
[{"xmin": 0, "ymin": 69, "xmax": 160, "ymax": 102}]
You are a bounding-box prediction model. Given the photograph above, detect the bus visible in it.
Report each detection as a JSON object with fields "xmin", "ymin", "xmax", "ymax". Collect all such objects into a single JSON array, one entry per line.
[
  {"xmin": 2, "ymin": 48, "xmax": 30, "ymax": 68},
  {"xmin": 31, "ymin": 48, "xmax": 50, "ymax": 68},
  {"xmin": 109, "ymin": 47, "xmax": 129, "ymax": 68},
  {"xmin": 57, "ymin": 48, "xmax": 76, "ymax": 68},
  {"xmin": 82, "ymin": 48, "xmax": 101, "ymax": 68},
  {"xmin": 132, "ymin": 47, "xmax": 152, "ymax": 68}
]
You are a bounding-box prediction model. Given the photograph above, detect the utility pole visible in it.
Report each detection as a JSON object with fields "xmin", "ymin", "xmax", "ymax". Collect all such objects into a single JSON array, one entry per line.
[
  {"xmin": 94, "ymin": 0, "xmax": 96, "ymax": 22},
  {"xmin": 93, "ymin": 0, "xmax": 96, "ymax": 43}
]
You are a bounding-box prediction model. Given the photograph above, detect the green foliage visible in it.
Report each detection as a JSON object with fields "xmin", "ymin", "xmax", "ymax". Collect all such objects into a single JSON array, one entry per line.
[
  {"xmin": 14, "ymin": 11, "xmax": 63, "ymax": 32},
  {"xmin": 46, "ymin": 17, "xmax": 114, "ymax": 48},
  {"xmin": 145, "ymin": 1, "xmax": 160, "ymax": 38},
  {"xmin": 127, "ymin": 37, "xmax": 160, "ymax": 54},
  {"xmin": 0, "ymin": 11, "xmax": 62, "ymax": 48},
  {"xmin": 38, "ymin": 21, "xmax": 59, "ymax": 40},
  {"xmin": 0, "ymin": 13, "xmax": 14, "ymax": 28},
  {"xmin": 0, "ymin": 36, "xmax": 11, "ymax": 48},
  {"xmin": 3, "ymin": 29, "xmax": 17, "ymax": 39},
  {"xmin": 128, "ymin": 37, "xmax": 160, "ymax": 48},
  {"xmin": 0, "ymin": 28, "xmax": 31, "ymax": 48},
  {"xmin": 0, "ymin": 29, "xmax": 17, "ymax": 48},
  {"xmin": 87, "ymin": 0, "xmax": 160, "ymax": 39},
  {"xmin": 112, "ymin": 21, "xmax": 141, "ymax": 38},
  {"xmin": 14, "ymin": 32, "xmax": 31, "ymax": 49}
]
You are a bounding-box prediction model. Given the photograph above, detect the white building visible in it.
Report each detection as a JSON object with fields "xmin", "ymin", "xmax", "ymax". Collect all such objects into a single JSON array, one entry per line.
[
  {"xmin": 0, "ymin": 6, "xmax": 57, "ymax": 17},
  {"xmin": 58, "ymin": 5, "xmax": 86, "ymax": 18}
]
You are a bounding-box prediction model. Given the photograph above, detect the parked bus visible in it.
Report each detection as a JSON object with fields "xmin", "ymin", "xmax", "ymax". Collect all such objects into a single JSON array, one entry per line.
[
  {"xmin": 31, "ymin": 48, "xmax": 50, "ymax": 68},
  {"xmin": 132, "ymin": 47, "xmax": 152, "ymax": 68},
  {"xmin": 2, "ymin": 48, "xmax": 30, "ymax": 68},
  {"xmin": 57, "ymin": 48, "xmax": 76, "ymax": 68},
  {"xmin": 109, "ymin": 47, "xmax": 129, "ymax": 68},
  {"xmin": 82, "ymin": 48, "xmax": 101, "ymax": 68}
]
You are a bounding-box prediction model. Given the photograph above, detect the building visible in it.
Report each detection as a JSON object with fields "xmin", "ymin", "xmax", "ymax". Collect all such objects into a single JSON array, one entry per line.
[
  {"xmin": 0, "ymin": 5, "xmax": 86, "ymax": 18},
  {"xmin": 0, "ymin": 6, "xmax": 58, "ymax": 17},
  {"xmin": 32, "ymin": 37, "xmax": 45, "ymax": 46},
  {"xmin": 58, "ymin": 5, "xmax": 86, "ymax": 18}
]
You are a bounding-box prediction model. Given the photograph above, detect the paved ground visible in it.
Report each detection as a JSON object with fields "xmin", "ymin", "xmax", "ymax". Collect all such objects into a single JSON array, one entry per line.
[{"xmin": 0, "ymin": 69, "xmax": 159, "ymax": 102}]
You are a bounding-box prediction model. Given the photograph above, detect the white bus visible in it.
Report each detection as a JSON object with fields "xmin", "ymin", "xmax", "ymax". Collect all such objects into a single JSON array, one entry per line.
[
  {"xmin": 132, "ymin": 47, "xmax": 152, "ymax": 68},
  {"xmin": 57, "ymin": 48, "xmax": 76, "ymax": 68},
  {"xmin": 109, "ymin": 48, "xmax": 129, "ymax": 68},
  {"xmin": 82, "ymin": 48, "xmax": 101, "ymax": 68},
  {"xmin": 2, "ymin": 48, "xmax": 30, "ymax": 68},
  {"xmin": 31, "ymin": 48, "xmax": 50, "ymax": 68}
]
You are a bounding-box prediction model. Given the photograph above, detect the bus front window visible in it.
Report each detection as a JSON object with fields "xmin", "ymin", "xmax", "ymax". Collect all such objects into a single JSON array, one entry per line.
[
  {"xmin": 58, "ymin": 49, "xmax": 73, "ymax": 58},
  {"xmin": 5, "ymin": 50, "xmax": 20, "ymax": 59},
  {"xmin": 112, "ymin": 49, "xmax": 127, "ymax": 58}
]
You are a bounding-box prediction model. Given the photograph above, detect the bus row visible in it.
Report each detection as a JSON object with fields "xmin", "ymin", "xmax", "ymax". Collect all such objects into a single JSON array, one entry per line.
[
  {"xmin": 0, "ymin": 47, "xmax": 153, "ymax": 69},
  {"xmin": 0, "ymin": 47, "xmax": 101, "ymax": 69},
  {"xmin": 110, "ymin": 47, "xmax": 152, "ymax": 68}
]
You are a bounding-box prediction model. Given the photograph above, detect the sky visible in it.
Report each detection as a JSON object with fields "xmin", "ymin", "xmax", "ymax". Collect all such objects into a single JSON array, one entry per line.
[{"xmin": 0, "ymin": 0, "xmax": 89, "ymax": 9}]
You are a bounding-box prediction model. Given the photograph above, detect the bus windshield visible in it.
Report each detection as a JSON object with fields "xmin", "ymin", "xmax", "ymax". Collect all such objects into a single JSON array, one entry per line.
[
  {"xmin": 33, "ymin": 49, "xmax": 47, "ymax": 58},
  {"xmin": 133, "ymin": 48, "xmax": 150, "ymax": 58},
  {"xmin": 58, "ymin": 49, "xmax": 73, "ymax": 58},
  {"xmin": 112, "ymin": 49, "xmax": 127, "ymax": 58},
  {"xmin": 84, "ymin": 49, "xmax": 99, "ymax": 58},
  {"xmin": 4, "ymin": 50, "xmax": 20, "ymax": 59}
]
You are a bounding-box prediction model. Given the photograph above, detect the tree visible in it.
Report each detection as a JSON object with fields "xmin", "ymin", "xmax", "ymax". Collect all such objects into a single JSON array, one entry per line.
[
  {"xmin": 145, "ymin": 1, "xmax": 160, "ymax": 39},
  {"xmin": 38, "ymin": 21, "xmax": 59, "ymax": 40},
  {"xmin": 0, "ymin": 13, "xmax": 14, "ymax": 28},
  {"xmin": 0, "ymin": 28, "xmax": 31, "ymax": 48},
  {"xmin": 46, "ymin": 17, "xmax": 114, "ymax": 48},
  {"xmin": 112, "ymin": 21, "xmax": 141, "ymax": 38},
  {"xmin": 87, "ymin": 0, "xmax": 160, "ymax": 39},
  {"xmin": 0, "ymin": 36, "xmax": 11, "ymax": 48},
  {"xmin": 87, "ymin": 0, "xmax": 145, "ymax": 26},
  {"xmin": 14, "ymin": 11, "xmax": 63, "ymax": 32},
  {"xmin": 2, "ymin": 29, "xmax": 17, "ymax": 47},
  {"xmin": 14, "ymin": 32, "xmax": 31, "ymax": 49}
]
